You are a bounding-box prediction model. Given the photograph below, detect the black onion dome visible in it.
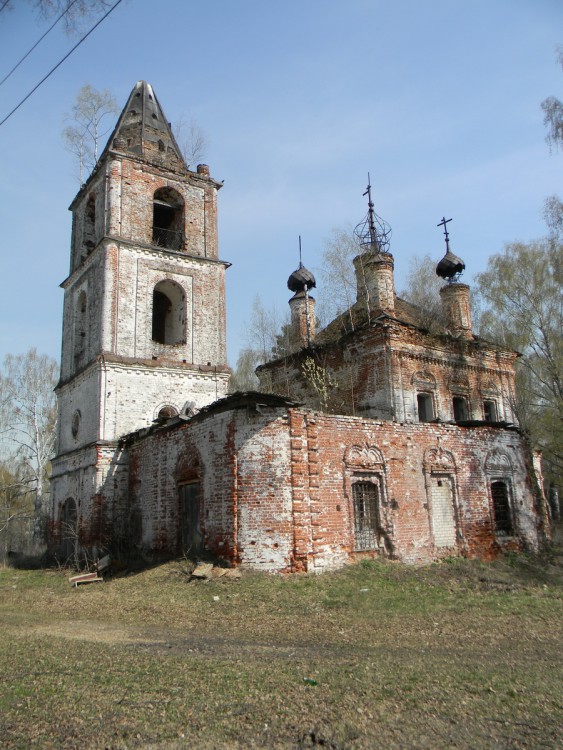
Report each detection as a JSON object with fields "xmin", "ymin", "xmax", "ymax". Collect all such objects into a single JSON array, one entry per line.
[
  {"xmin": 436, "ymin": 249, "xmax": 465, "ymax": 281},
  {"xmin": 287, "ymin": 264, "xmax": 316, "ymax": 293}
]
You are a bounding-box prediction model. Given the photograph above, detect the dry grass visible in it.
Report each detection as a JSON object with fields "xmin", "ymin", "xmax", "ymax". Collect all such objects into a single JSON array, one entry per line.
[{"xmin": 0, "ymin": 538, "xmax": 562, "ymax": 749}]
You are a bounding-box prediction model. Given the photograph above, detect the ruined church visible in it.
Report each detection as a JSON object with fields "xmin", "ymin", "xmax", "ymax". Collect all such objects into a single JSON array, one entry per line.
[{"xmin": 49, "ymin": 81, "xmax": 548, "ymax": 572}]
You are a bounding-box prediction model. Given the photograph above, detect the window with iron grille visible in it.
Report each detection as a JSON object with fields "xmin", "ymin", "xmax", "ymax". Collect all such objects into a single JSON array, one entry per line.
[
  {"xmin": 491, "ymin": 480, "xmax": 514, "ymax": 536},
  {"xmin": 352, "ymin": 481, "xmax": 380, "ymax": 550}
]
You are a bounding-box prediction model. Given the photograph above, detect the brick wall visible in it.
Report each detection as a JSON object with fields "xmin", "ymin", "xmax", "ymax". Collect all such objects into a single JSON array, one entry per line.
[
  {"xmin": 120, "ymin": 402, "xmax": 544, "ymax": 573},
  {"xmin": 260, "ymin": 318, "xmax": 518, "ymax": 426}
]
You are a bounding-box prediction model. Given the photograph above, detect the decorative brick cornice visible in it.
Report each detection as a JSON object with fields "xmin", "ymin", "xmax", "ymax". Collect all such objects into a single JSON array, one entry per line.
[{"xmin": 395, "ymin": 348, "xmax": 514, "ymax": 377}]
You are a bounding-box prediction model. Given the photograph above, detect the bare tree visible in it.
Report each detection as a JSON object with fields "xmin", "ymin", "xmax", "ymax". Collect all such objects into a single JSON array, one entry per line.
[
  {"xmin": 173, "ymin": 115, "xmax": 208, "ymax": 168},
  {"xmin": 317, "ymin": 226, "xmax": 358, "ymax": 328},
  {"xmin": 0, "ymin": 349, "xmax": 58, "ymax": 542},
  {"xmin": 229, "ymin": 348, "xmax": 260, "ymax": 392},
  {"xmin": 541, "ymin": 46, "xmax": 563, "ymax": 153},
  {"xmin": 476, "ymin": 240, "xmax": 563, "ymax": 488},
  {"xmin": 63, "ymin": 83, "xmax": 119, "ymax": 182},
  {"xmin": 1, "ymin": 1, "xmax": 115, "ymax": 34},
  {"xmin": 245, "ymin": 295, "xmax": 289, "ymax": 364},
  {"xmin": 541, "ymin": 49, "xmax": 563, "ymax": 249},
  {"xmin": 301, "ymin": 357, "xmax": 336, "ymax": 413},
  {"xmin": 398, "ymin": 253, "xmax": 446, "ymax": 330}
]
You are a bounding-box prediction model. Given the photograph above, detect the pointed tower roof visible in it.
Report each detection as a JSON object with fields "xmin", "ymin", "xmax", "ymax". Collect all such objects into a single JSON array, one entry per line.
[{"xmin": 103, "ymin": 80, "xmax": 188, "ymax": 172}]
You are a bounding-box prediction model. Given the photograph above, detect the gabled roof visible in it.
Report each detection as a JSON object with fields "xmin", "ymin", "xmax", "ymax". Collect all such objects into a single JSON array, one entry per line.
[{"xmin": 121, "ymin": 391, "xmax": 299, "ymax": 444}]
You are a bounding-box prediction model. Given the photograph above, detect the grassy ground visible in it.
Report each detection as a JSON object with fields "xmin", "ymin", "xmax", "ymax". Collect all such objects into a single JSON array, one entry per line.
[{"xmin": 0, "ymin": 537, "xmax": 562, "ymax": 750}]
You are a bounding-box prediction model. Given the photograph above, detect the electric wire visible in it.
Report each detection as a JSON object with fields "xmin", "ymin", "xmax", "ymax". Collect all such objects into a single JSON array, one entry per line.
[
  {"xmin": 0, "ymin": 0, "xmax": 11, "ymax": 15},
  {"xmin": 0, "ymin": 0, "xmax": 124, "ymax": 128},
  {"xmin": 0, "ymin": 0, "xmax": 80, "ymax": 88}
]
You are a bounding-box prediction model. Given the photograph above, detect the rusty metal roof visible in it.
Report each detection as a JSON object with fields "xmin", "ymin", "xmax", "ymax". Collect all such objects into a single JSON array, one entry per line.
[
  {"xmin": 436, "ymin": 249, "xmax": 466, "ymax": 281},
  {"xmin": 287, "ymin": 264, "xmax": 316, "ymax": 293}
]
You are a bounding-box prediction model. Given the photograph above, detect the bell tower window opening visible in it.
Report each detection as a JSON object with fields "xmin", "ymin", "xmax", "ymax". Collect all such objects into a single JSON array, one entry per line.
[
  {"xmin": 151, "ymin": 280, "xmax": 186, "ymax": 345},
  {"xmin": 74, "ymin": 290, "xmax": 87, "ymax": 364},
  {"xmin": 83, "ymin": 192, "xmax": 96, "ymax": 251},
  {"xmin": 490, "ymin": 480, "xmax": 514, "ymax": 537},
  {"xmin": 152, "ymin": 187, "xmax": 184, "ymax": 251},
  {"xmin": 452, "ymin": 396, "xmax": 469, "ymax": 422},
  {"xmin": 417, "ymin": 392, "xmax": 434, "ymax": 422},
  {"xmin": 352, "ymin": 481, "xmax": 380, "ymax": 550}
]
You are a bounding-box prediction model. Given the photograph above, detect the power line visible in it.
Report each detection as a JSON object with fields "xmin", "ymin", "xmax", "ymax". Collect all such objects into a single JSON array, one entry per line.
[
  {"xmin": 0, "ymin": 0, "xmax": 12, "ymax": 15},
  {"xmin": 0, "ymin": 0, "xmax": 124, "ymax": 128},
  {"xmin": 0, "ymin": 0, "xmax": 81, "ymax": 88}
]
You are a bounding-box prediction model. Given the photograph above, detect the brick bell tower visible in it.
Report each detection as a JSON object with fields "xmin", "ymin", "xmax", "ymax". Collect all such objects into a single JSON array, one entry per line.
[{"xmin": 50, "ymin": 81, "xmax": 229, "ymax": 554}]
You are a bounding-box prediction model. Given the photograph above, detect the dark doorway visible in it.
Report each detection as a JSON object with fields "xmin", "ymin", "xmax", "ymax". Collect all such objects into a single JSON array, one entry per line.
[
  {"xmin": 178, "ymin": 482, "xmax": 203, "ymax": 555},
  {"xmin": 61, "ymin": 498, "xmax": 77, "ymax": 560}
]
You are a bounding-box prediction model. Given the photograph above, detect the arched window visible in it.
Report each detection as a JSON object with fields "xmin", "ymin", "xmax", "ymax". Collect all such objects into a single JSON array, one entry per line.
[
  {"xmin": 151, "ymin": 280, "xmax": 185, "ymax": 345},
  {"xmin": 157, "ymin": 405, "xmax": 178, "ymax": 419},
  {"xmin": 152, "ymin": 187, "xmax": 184, "ymax": 250},
  {"xmin": 490, "ymin": 481, "xmax": 514, "ymax": 536}
]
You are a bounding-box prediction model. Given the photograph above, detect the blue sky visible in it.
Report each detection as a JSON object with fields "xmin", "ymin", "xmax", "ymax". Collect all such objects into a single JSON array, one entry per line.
[{"xmin": 0, "ymin": 0, "xmax": 561, "ymax": 368}]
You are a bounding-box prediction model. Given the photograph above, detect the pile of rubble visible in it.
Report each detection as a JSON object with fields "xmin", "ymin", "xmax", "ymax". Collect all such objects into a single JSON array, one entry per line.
[{"xmin": 190, "ymin": 563, "xmax": 241, "ymax": 581}]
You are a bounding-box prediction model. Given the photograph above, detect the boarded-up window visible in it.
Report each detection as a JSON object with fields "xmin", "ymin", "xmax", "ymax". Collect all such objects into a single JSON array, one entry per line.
[
  {"xmin": 491, "ymin": 481, "xmax": 513, "ymax": 536},
  {"xmin": 352, "ymin": 481, "xmax": 379, "ymax": 550},
  {"xmin": 178, "ymin": 482, "xmax": 202, "ymax": 555},
  {"xmin": 430, "ymin": 475, "xmax": 457, "ymax": 547}
]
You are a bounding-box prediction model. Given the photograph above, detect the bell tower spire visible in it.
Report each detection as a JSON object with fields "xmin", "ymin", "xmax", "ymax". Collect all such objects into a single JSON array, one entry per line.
[{"xmin": 105, "ymin": 80, "xmax": 187, "ymax": 170}]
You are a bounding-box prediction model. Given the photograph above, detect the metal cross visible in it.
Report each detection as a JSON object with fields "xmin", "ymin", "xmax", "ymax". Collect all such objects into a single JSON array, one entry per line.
[
  {"xmin": 437, "ymin": 216, "xmax": 452, "ymax": 251},
  {"xmin": 364, "ymin": 173, "xmax": 377, "ymax": 248}
]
